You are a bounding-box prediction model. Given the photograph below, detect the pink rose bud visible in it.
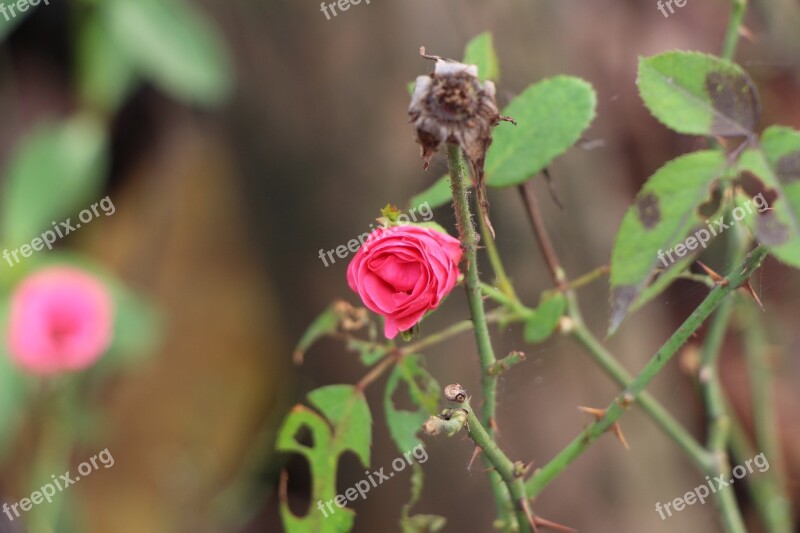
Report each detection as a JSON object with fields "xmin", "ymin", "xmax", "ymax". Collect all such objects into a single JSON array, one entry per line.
[
  {"xmin": 347, "ymin": 225, "xmax": 462, "ymax": 338},
  {"xmin": 7, "ymin": 267, "xmax": 114, "ymax": 374}
]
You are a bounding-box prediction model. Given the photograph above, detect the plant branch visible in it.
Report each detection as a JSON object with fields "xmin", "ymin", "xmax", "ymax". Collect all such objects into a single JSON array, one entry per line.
[
  {"xmin": 525, "ymin": 246, "xmax": 768, "ymax": 498},
  {"xmin": 518, "ymin": 180, "xmax": 567, "ymax": 290},
  {"xmin": 722, "ymin": 0, "xmax": 748, "ymax": 60}
]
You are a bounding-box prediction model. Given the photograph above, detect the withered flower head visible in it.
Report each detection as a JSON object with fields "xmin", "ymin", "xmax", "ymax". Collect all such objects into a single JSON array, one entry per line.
[
  {"xmin": 408, "ymin": 48, "xmax": 514, "ymax": 237},
  {"xmin": 408, "ymin": 48, "xmax": 512, "ymax": 174}
]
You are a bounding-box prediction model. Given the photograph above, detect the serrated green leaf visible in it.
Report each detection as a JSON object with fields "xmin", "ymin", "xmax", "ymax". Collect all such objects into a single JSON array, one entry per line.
[
  {"xmin": 1, "ymin": 116, "xmax": 108, "ymax": 247},
  {"xmin": 277, "ymin": 385, "xmax": 372, "ymax": 532},
  {"xmin": 103, "ymin": 0, "xmax": 233, "ymax": 106},
  {"xmin": 409, "ymin": 175, "xmax": 451, "ymax": 211},
  {"xmin": 523, "ymin": 293, "xmax": 566, "ymax": 343},
  {"xmin": 736, "ymin": 126, "xmax": 800, "ymax": 267},
  {"xmin": 384, "ymin": 355, "xmax": 440, "ymax": 452},
  {"xmin": 463, "ymin": 32, "xmax": 500, "ymax": 82},
  {"xmin": 637, "ymin": 51, "xmax": 760, "ymax": 137},
  {"xmin": 609, "ymin": 150, "xmax": 733, "ymax": 333},
  {"xmin": 485, "ymin": 76, "xmax": 596, "ymax": 187}
]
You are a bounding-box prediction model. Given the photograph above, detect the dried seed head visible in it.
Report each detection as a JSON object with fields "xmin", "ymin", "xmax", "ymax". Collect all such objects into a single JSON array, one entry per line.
[
  {"xmin": 444, "ymin": 383, "xmax": 467, "ymax": 403},
  {"xmin": 408, "ymin": 51, "xmax": 506, "ymax": 173}
]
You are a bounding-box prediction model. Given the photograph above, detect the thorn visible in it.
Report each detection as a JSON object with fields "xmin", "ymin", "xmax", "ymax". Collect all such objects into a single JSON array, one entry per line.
[
  {"xmin": 521, "ymin": 499, "xmax": 539, "ymax": 533},
  {"xmin": 739, "ymin": 279, "xmax": 765, "ymax": 311},
  {"xmin": 696, "ymin": 261, "xmax": 728, "ymax": 286},
  {"xmin": 467, "ymin": 446, "xmax": 482, "ymax": 470},
  {"xmin": 278, "ymin": 470, "xmax": 289, "ymax": 504},
  {"xmin": 533, "ymin": 515, "xmax": 577, "ymax": 532},
  {"xmin": 489, "ymin": 416, "xmax": 500, "ymax": 437},
  {"xmin": 739, "ymin": 25, "xmax": 757, "ymax": 43},
  {"xmin": 578, "ymin": 406, "xmax": 630, "ymax": 450}
]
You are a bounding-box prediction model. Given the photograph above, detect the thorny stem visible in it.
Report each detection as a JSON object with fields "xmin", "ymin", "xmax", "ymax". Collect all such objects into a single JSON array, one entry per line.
[
  {"xmin": 525, "ymin": 246, "xmax": 769, "ymax": 498},
  {"xmin": 446, "ymin": 144, "xmax": 511, "ymax": 528},
  {"xmin": 519, "ymin": 180, "xmax": 709, "ymax": 469},
  {"xmin": 461, "ymin": 398, "xmax": 536, "ymax": 533}
]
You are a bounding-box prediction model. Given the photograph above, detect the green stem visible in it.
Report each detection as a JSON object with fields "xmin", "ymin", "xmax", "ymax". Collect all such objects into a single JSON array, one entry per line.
[
  {"xmin": 740, "ymin": 304, "xmax": 793, "ymax": 532},
  {"xmin": 462, "ymin": 401, "xmax": 534, "ymax": 533},
  {"xmin": 722, "ymin": 0, "xmax": 748, "ymax": 60},
  {"xmin": 700, "ymin": 298, "xmax": 746, "ymax": 533},
  {"xmin": 525, "ymin": 247, "xmax": 768, "ymax": 498},
  {"xmin": 446, "ymin": 144, "xmax": 509, "ymax": 527},
  {"xmin": 476, "ymin": 206, "xmax": 521, "ymax": 305}
]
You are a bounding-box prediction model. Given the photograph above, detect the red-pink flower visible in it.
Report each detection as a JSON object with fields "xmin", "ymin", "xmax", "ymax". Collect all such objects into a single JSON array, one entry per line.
[
  {"xmin": 7, "ymin": 267, "xmax": 114, "ymax": 374},
  {"xmin": 347, "ymin": 225, "xmax": 462, "ymax": 338}
]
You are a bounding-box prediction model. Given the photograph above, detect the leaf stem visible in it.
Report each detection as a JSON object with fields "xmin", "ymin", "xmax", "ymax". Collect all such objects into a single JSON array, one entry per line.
[{"xmin": 722, "ymin": 0, "xmax": 747, "ymax": 60}]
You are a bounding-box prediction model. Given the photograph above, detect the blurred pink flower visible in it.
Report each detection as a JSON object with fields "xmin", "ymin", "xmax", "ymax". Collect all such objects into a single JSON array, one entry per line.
[{"xmin": 7, "ymin": 267, "xmax": 114, "ymax": 374}]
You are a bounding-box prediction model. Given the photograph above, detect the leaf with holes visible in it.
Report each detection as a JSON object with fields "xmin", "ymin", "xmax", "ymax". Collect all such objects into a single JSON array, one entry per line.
[
  {"xmin": 609, "ymin": 150, "xmax": 734, "ymax": 333},
  {"xmin": 485, "ymin": 76, "xmax": 596, "ymax": 187},
  {"xmin": 384, "ymin": 355, "xmax": 440, "ymax": 452},
  {"xmin": 400, "ymin": 464, "xmax": 447, "ymax": 533},
  {"xmin": 637, "ymin": 51, "xmax": 760, "ymax": 137},
  {"xmin": 736, "ymin": 126, "xmax": 800, "ymax": 267},
  {"xmin": 277, "ymin": 385, "xmax": 372, "ymax": 532},
  {"xmin": 463, "ymin": 32, "xmax": 500, "ymax": 82}
]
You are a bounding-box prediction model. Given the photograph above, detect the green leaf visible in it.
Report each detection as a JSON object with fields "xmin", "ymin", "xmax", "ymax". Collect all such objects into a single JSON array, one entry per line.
[
  {"xmin": 103, "ymin": 0, "xmax": 233, "ymax": 106},
  {"xmin": 736, "ymin": 126, "xmax": 800, "ymax": 267},
  {"xmin": 637, "ymin": 51, "xmax": 760, "ymax": 137},
  {"xmin": 384, "ymin": 355, "xmax": 440, "ymax": 452},
  {"xmin": 0, "ymin": 0, "xmax": 34, "ymax": 42},
  {"xmin": 463, "ymin": 32, "xmax": 500, "ymax": 82},
  {"xmin": 609, "ymin": 150, "xmax": 733, "ymax": 333},
  {"xmin": 523, "ymin": 292, "xmax": 566, "ymax": 343},
  {"xmin": 1, "ymin": 116, "xmax": 109, "ymax": 246},
  {"xmin": 485, "ymin": 76, "xmax": 596, "ymax": 187},
  {"xmin": 77, "ymin": 12, "xmax": 137, "ymax": 113},
  {"xmin": 346, "ymin": 338, "xmax": 387, "ymax": 366},
  {"xmin": 107, "ymin": 282, "xmax": 161, "ymax": 367},
  {"xmin": 409, "ymin": 175, "xmax": 451, "ymax": 211},
  {"xmin": 277, "ymin": 385, "xmax": 372, "ymax": 533},
  {"xmin": 400, "ymin": 465, "xmax": 446, "ymax": 533}
]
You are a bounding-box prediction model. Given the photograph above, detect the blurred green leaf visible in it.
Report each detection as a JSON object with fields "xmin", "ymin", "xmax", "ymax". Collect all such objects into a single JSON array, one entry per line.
[
  {"xmin": 409, "ymin": 175, "xmax": 451, "ymax": 211},
  {"xmin": 1, "ymin": 116, "xmax": 108, "ymax": 246},
  {"xmin": 463, "ymin": 32, "xmax": 500, "ymax": 82},
  {"xmin": 384, "ymin": 355, "xmax": 439, "ymax": 452},
  {"xmin": 486, "ymin": 76, "xmax": 596, "ymax": 187},
  {"xmin": 523, "ymin": 292, "xmax": 566, "ymax": 343},
  {"xmin": 400, "ymin": 464, "xmax": 446, "ymax": 533},
  {"xmin": 737, "ymin": 126, "xmax": 800, "ymax": 267},
  {"xmin": 77, "ymin": 12, "xmax": 137, "ymax": 113},
  {"xmin": 0, "ymin": 0, "xmax": 35, "ymax": 42},
  {"xmin": 103, "ymin": 0, "xmax": 233, "ymax": 106},
  {"xmin": 107, "ymin": 282, "xmax": 161, "ymax": 366},
  {"xmin": 294, "ymin": 304, "xmax": 342, "ymax": 364},
  {"xmin": 637, "ymin": 51, "xmax": 760, "ymax": 137},
  {"xmin": 277, "ymin": 385, "xmax": 372, "ymax": 532},
  {"xmin": 609, "ymin": 150, "xmax": 732, "ymax": 333}
]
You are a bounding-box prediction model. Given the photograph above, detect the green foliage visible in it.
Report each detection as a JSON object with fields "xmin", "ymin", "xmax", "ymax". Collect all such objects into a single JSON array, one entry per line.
[
  {"xmin": 400, "ymin": 464, "xmax": 446, "ymax": 533},
  {"xmin": 486, "ymin": 76, "xmax": 596, "ymax": 188},
  {"xmin": 463, "ymin": 32, "xmax": 500, "ymax": 82},
  {"xmin": 409, "ymin": 176, "xmax": 451, "ymax": 212},
  {"xmin": 277, "ymin": 385, "xmax": 372, "ymax": 533},
  {"xmin": 637, "ymin": 51, "xmax": 759, "ymax": 137},
  {"xmin": 384, "ymin": 355, "xmax": 440, "ymax": 452},
  {"xmin": 1, "ymin": 116, "xmax": 108, "ymax": 247},
  {"xmin": 610, "ymin": 151, "xmax": 732, "ymax": 332},
  {"xmin": 523, "ymin": 292, "xmax": 566, "ymax": 343},
  {"xmin": 736, "ymin": 127, "xmax": 800, "ymax": 267},
  {"xmin": 102, "ymin": 0, "xmax": 233, "ymax": 106}
]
